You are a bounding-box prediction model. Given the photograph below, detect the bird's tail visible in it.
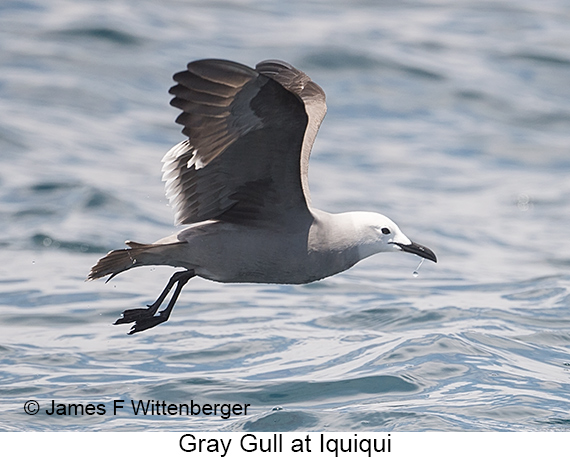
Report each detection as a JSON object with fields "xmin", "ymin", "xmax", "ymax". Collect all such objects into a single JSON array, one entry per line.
[{"xmin": 87, "ymin": 240, "xmax": 186, "ymax": 282}]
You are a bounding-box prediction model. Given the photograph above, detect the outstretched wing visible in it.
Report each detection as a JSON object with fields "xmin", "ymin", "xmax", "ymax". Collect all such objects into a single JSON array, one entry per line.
[
  {"xmin": 255, "ymin": 60, "xmax": 327, "ymax": 203},
  {"xmin": 162, "ymin": 59, "xmax": 326, "ymax": 227}
]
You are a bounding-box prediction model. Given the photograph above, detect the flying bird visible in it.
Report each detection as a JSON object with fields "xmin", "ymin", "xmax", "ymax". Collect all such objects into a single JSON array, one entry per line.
[{"xmin": 88, "ymin": 59, "xmax": 437, "ymax": 334}]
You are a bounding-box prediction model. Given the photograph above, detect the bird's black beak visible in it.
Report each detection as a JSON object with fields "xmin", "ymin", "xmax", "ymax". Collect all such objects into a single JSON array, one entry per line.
[{"xmin": 394, "ymin": 241, "xmax": 437, "ymax": 263}]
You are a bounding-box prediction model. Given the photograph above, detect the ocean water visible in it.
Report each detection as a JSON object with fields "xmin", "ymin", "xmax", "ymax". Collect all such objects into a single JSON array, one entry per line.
[{"xmin": 1, "ymin": 0, "xmax": 570, "ymax": 432}]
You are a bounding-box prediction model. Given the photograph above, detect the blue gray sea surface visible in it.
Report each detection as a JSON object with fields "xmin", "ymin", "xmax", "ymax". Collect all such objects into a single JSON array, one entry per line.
[{"xmin": 1, "ymin": 0, "xmax": 569, "ymax": 431}]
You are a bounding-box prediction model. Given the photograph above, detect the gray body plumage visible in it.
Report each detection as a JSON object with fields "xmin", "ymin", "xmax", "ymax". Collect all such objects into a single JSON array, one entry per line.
[{"xmin": 150, "ymin": 209, "xmax": 366, "ymax": 284}]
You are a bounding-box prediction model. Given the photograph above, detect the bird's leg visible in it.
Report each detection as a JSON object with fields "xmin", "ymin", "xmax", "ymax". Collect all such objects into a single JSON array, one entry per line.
[{"xmin": 114, "ymin": 269, "xmax": 195, "ymax": 334}]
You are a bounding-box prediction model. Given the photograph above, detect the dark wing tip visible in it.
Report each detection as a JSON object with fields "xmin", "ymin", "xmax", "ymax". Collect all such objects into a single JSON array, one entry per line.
[
  {"xmin": 256, "ymin": 59, "xmax": 326, "ymax": 102},
  {"xmin": 186, "ymin": 59, "xmax": 258, "ymax": 85}
]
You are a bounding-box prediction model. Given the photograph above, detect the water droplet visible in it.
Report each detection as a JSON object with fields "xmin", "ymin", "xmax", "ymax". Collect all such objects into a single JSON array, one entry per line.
[
  {"xmin": 413, "ymin": 258, "xmax": 425, "ymax": 277},
  {"xmin": 517, "ymin": 193, "xmax": 532, "ymax": 211}
]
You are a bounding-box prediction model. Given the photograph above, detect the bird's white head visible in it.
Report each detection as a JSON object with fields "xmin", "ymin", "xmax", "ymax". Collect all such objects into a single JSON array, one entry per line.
[{"xmin": 350, "ymin": 212, "xmax": 437, "ymax": 263}]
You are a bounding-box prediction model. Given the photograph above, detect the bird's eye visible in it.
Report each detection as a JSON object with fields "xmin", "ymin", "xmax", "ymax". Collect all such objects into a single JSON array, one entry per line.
[{"xmin": 381, "ymin": 227, "xmax": 391, "ymax": 235}]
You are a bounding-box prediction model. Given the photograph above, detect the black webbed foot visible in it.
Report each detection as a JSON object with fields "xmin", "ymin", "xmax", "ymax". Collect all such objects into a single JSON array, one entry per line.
[
  {"xmin": 122, "ymin": 311, "xmax": 170, "ymax": 335},
  {"xmin": 114, "ymin": 270, "xmax": 195, "ymax": 334},
  {"xmin": 114, "ymin": 305, "xmax": 157, "ymax": 325}
]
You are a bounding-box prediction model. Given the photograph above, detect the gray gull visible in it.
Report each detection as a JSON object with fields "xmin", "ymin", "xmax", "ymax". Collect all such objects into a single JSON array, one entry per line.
[{"xmin": 88, "ymin": 59, "xmax": 437, "ymax": 334}]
